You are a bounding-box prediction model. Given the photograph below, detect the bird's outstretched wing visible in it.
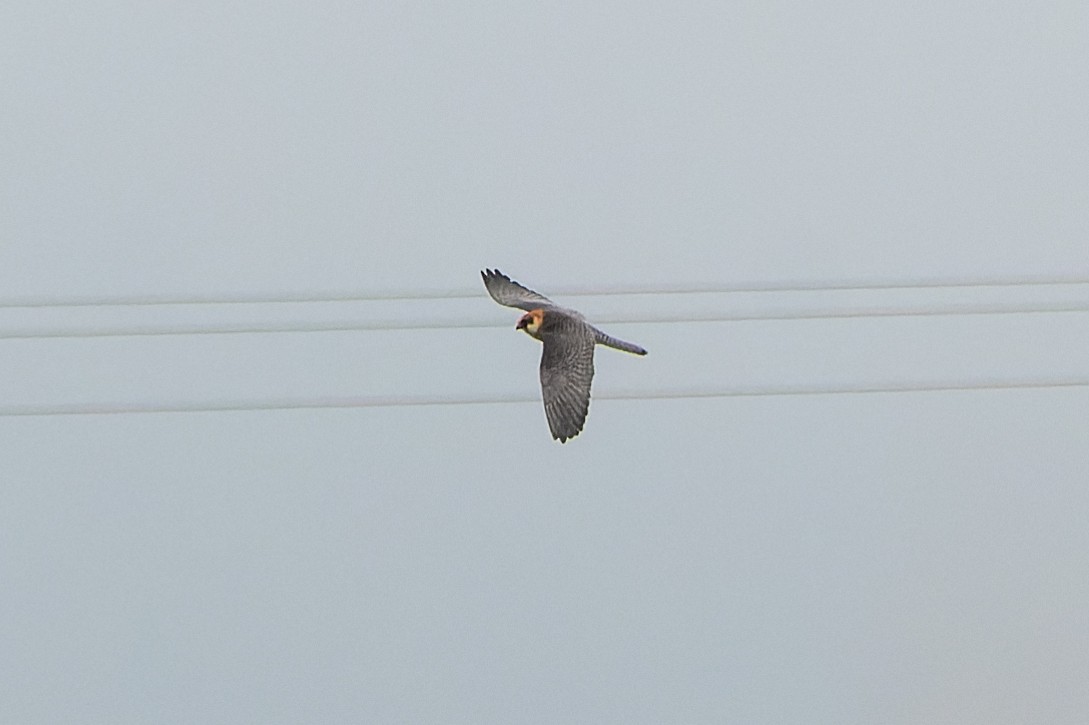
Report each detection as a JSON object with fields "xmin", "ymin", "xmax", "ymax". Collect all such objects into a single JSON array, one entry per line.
[
  {"xmin": 539, "ymin": 331, "xmax": 595, "ymax": 443},
  {"xmin": 481, "ymin": 269, "xmax": 557, "ymax": 311}
]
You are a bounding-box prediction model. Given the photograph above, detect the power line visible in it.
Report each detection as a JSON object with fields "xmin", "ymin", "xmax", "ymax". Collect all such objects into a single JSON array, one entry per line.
[
  {"xmin": 2, "ymin": 302, "xmax": 1087, "ymax": 340},
  {"xmin": 1, "ymin": 275, "xmax": 1087, "ymax": 309},
  {"xmin": 3, "ymin": 379, "xmax": 1086, "ymax": 417}
]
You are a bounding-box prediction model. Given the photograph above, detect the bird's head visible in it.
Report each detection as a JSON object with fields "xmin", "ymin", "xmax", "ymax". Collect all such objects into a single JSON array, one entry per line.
[{"xmin": 516, "ymin": 309, "xmax": 544, "ymax": 339}]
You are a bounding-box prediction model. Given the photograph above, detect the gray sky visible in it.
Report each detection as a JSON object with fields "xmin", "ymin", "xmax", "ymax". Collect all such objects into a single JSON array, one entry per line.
[{"xmin": 2, "ymin": 2, "xmax": 1088, "ymax": 723}]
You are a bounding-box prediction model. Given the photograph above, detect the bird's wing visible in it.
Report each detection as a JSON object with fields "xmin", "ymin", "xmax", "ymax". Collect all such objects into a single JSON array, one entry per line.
[
  {"xmin": 481, "ymin": 269, "xmax": 557, "ymax": 311},
  {"xmin": 538, "ymin": 328, "xmax": 595, "ymax": 443}
]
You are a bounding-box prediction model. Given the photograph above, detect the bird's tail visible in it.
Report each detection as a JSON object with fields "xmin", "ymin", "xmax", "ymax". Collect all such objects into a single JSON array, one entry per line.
[{"xmin": 592, "ymin": 328, "xmax": 647, "ymax": 356}]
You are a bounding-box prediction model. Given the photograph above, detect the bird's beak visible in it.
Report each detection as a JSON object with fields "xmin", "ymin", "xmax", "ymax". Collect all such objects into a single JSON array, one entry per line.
[{"xmin": 515, "ymin": 317, "xmax": 528, "ymax": 330}]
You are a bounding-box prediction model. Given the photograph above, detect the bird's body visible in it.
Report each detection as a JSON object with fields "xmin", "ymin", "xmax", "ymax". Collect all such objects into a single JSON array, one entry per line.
[{"xmin": 481, "ymin": 269, "xmax": 647, "ymax": 442}]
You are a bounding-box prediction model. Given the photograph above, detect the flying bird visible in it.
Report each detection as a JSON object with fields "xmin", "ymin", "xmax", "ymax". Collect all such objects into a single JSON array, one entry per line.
[{"xmin": 481, "ymin": 269, "xmax": 647, "ymax": 443}]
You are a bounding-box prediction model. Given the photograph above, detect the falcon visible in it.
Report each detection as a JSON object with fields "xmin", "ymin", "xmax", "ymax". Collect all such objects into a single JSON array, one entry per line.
[{"xmin": 481, "ymin": 268, "xmax": 647, "ymax": 443}]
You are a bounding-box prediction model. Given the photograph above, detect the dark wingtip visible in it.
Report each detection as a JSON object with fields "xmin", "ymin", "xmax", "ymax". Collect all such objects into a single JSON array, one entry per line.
[{"xmin": 552, "ymin": 426, "xmax": 583, "ymax": 443}]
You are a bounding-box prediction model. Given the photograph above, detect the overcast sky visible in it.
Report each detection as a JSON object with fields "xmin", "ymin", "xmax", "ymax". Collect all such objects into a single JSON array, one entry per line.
[{"xmin": 2, "ymin": 2, "xmax": 1088, "ymax": 723}]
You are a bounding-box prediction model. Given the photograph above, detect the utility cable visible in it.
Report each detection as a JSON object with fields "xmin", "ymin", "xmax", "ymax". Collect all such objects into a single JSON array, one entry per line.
[
  {"xmin": 2, "ymin": 302, "xmax": 1087, "ymax": 341},
  {"xmin": 3, "ymin": 379, "xmax": 1086, "ymax": 417},
  {"xmin": 1, "ymin": 275, "xmax": 1087, "ymax": 309}
]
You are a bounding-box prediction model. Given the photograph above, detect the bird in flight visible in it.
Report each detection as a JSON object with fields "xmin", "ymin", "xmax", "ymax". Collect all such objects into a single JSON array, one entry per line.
[{"xmin": 481, "ymin": 269, "xmax": 647, "ymax": 443}]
